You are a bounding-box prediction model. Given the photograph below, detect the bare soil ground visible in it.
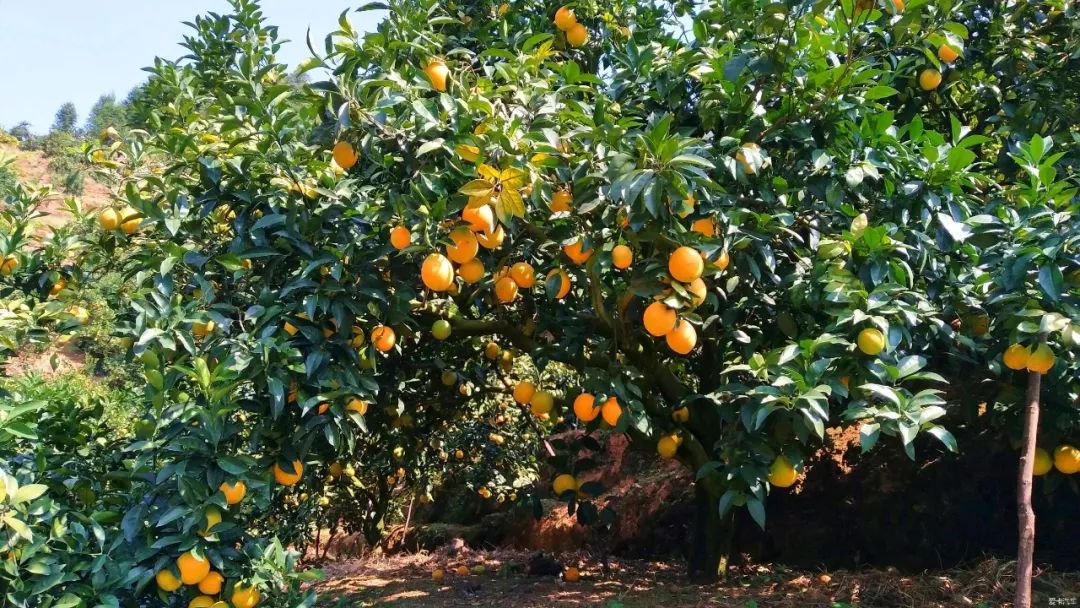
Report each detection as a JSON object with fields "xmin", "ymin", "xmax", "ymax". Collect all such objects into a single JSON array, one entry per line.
[
  {"xmin": 313, "ymin": 550, "xmax": 1080, "ymax": 608},
  {"xmin": 1, "ymin": 143, "xmax": 111, "ymax": 229}
]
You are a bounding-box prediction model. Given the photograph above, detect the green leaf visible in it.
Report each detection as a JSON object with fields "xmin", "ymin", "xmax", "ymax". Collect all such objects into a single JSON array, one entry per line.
[
  {"xmin": 860, "ymin": 423, "xmax": 880, "ymax": 453},
  {"xmin": 458, "ymin": 179, "xmax": 494, "ymax": 197},
  {"xmin": 416, "ymin": 138, "xmax": 444, "ymax": 156},
  {"xmin": 746, "ymin": 498, "xmax": 766, "ymax": 529},
  {"xmin": 12, "ymin": 484, "xmax": 47, "ymax": 504},
  {"xmin": 1038, "ymin": 265, "xmax": 1062, "ymax": 301},
  {"xmin": 864, "ymin": 85, "xmax": 898, "ymax": 100},
  {"xmin": 3, "ymin": 514, "xmax": 32, "ymax": 540},
  {"xmin": 499, "ymin": 188, "xmax": 525, "ymax": 218}
]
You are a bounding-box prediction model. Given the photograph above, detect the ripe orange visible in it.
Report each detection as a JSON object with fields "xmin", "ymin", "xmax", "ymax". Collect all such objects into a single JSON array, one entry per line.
[
  {"xmin": 202, "ymin": 505, "xmax": 221, "ymax": 534},
  {"xmin": 643, "ymin": 301, "xmax": 677, "ymax": 337},
  {"xmin": 564, "ymin": 566, "xmax": 580, "ymax": 582},
  {"xmin": 510, "ymin": 262, "xmax": 536, "ymax": 288},
  {"xmin": 1053, "ymin": 445, "xmax": 1080, "ymax": 474},
  {"xmin": 601, "ymin": 397, "xmax": 621, "ymax": 426},
  {"xmin": 666, "ymin": 319, "xmax": 697, "ymax": 355},
  {"xmin": 919, "ymin": 68, "xmax": 942, "ymax": 91},
  {"xmin": 231, "ymin": 584, "xmax": 261, "ymax": 608},
  {"xmin": 673, "ymin": 406, "xmax": 690, "ymax": 423},
  {"xmin": 513, "ymin": 381, "xmax": 536, "ymax": 404},
  {"xmin": 891, "ymin": 0, "xmax": 904, "ymax": 11},
  {"xmin": 566, "ymin": 23, "xmax": 588, "ymax": 47},
  {"xmin": 484, "ymin": 341, "xmax": 501, "ymax": 360},
  {"xmin": 553, "ymin": 474, "xmax": 578, "ymax": 496},
  {"xmin": 573, "ymin": 393, "xmax": 599, "ymax": 422},
  {"xmin": 530, "ymin": 390, "xmax": 554, "ymax": 416},
  {"xmin": 49, "ymin": 277, "xmax": 66, "ymax": 296},
  {"xmin": 857, "ymin": 328, "xmax": 885, "ymax": 356},
  {"xmin": 446, "ymin": 228, "xmax": 479, "ymax": 264},
  {"xmin": 346, "ymin": 398, "xmax": 369, "ymax": 415},
  {"xmin": 736, "ymin": 142, "xmax": 760, "ymax": 174},
  {"xmin": 198, "ymin": 571, "xmax": 224, "ymax": 595},
  {"xmin": 477, "ymin": 225, "xmax": 505, "ymax": 249},
  {"xmin": 674, "ymin": 194, "xmax": 695, "ymax": 218},
  {"xmin": 669, "ymin": 246, "xmax": 704, "ymax": 282},
  {"xmin": 99, "ymin": 208, "xmax": 121, "ymax": 230},
  {"xmin": 371, "ymin": 325, "xmax": 396, "ymax": 352},
  {"xmin": 421, "ymin": 253, "xmax": 455, "ymax": 291},
  {"xmin": 458, "ymin": 258, "xmax": 486, "ymax": 284},
  {"xmin": 156, "ymin": 569, "xmax": 182, "ymax": 592},
  {"xmin": 177, "ymin": 550, "xmax": 211, "ymax": 585},
  {"xmin": 686, "ymin": 277, "xmax": 707, "ymax": 307},
  {"xmin": 612, "ymin": 244, "xmax": 633, "ymax": 269},
  {"xmin": 691, "ymin": 217, "xmax": 715, "ymax": 237},
  {"xmin": 546, "ymin": 268, "xmax": 571, "ymax": 299},
  {"xmin": 68, "ymin": 305, "xmax": 90, "ymax": 326},
  {"xmin": 120, "ymin": 207, "xmax": 141, "ymax": 234},
  {"xmin": 563, "ymin": 239, "xmax": 592, "ymax": 265},
  {"xmin": 390, "ymin": 226, "xmax": 411, "ymax": 250},
  {"xmin": 1026, "ymin": 343, "xmax": 1055, "ymax": 374},
  {"xmin": 1003, "ymin": 344, "xmax": 1031, "ymax": 370},
  {"xmin": 456, "ymin": 565, "xmax": 470, "ymax": 576},
  {"xmin": 554, "ymin": 6, "xmax": 577, "ymax": 31},
  {"xmin": 333, "ymin": 141, "xmax": 358, "ymax": 169},
  {"xmin": 495, "ymin": 276, "xmax": 519, "ymax": 303},
  {"xmin": 273, "ymin": 460, "xmax": 304, "ymax": 486},
  {"xmin": 1033, "ymin": 447, "xmax": 1053, "ymax": 476},
  {"xmin": 938, "ymin": 44, "xmax": 959, "ymax": 63},
  {"xmin": 769, "ymin": 456, "xmax": 798, "ymax": 488},
  {"xmin": 657, "ymin": 434, "xmax": 680, "ymax": 459},
  {"xmin": 550, "ymin": 189, "xmax": 572, "ymax": 213},
  {"xmin": 462, "ymin": 204, "xmax": 495, "ymax": 232},
  {"xmin": 189, "ymin": 595, "xmax": 215, "ymax": 608},
  {"xmin": 707, "ymin": 249, "xmax": 731, "ymax": 271},
  {"xmin": 424, "ymin": 59, "xmax": 449, "ymax": 92},
  {"xmin": 0, "ymin": 255, "xmax": 19, "ymax": 275},
  {"xmin": 432, "ymin": 568, "xmax": 445, "ymax": 581},
  {"xmin": 219, "ymin": 480, "xmax": 246, "ymax": 505},
  {"xmin": 192, "ymin": 320, "xmax": 216, "ymax": 338}
]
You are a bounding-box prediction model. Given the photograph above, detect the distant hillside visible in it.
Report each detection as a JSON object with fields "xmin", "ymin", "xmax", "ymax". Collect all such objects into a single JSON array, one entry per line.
[{"xmin": 1, "ymin": 143, "xmax": 112, "ymax": 229}]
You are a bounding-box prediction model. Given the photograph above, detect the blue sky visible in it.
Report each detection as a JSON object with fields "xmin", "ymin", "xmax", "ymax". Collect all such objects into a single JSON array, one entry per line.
[{"xmin": 0, "ymin": 1, "xmax": 382, "ymax": 133}]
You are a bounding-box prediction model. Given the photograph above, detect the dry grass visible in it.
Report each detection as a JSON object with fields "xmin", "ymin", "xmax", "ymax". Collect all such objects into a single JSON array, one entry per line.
[{"xmin": 313, "ymin": 551, "xmax": 1079, "ymax": 608}]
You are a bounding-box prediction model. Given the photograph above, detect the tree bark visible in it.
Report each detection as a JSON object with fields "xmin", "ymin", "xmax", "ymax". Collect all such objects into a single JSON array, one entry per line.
[
  {"xmin": 687, "ymin": 478, "xmax": 734, "ymax": 583},
  {"xmin": 1015, "ymin": 354, "xmax": 1043, "ymax": 608}
]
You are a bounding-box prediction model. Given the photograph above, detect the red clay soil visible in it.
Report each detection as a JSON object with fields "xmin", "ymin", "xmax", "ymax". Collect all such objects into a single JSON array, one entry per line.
[
  {"xmin": 2, "ymin": 143, "xmax": 111, "ymax": 229},
  {"xmin": 313, "ymin": 550, "xmax": 1079, "ymax": 607}
]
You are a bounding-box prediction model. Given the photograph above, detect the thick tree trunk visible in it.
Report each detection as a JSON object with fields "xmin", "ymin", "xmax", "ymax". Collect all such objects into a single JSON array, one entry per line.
[
  {"xmin": 1015, "ymin": 362, "xmax": 1042, "ymax": 608},
  {"xmin": 687, "ymin": 479, "xmax": 733, "ymax": 583}
]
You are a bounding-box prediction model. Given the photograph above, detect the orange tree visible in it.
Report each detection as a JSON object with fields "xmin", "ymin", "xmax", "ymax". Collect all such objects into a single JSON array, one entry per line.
[
  {"xmin": 71, "ymin": 0, "xmax": 1079, "ymax": 602},
  {"xmin": 301, "ymin": 0, "xmax": 1077, "ymax": 580}
]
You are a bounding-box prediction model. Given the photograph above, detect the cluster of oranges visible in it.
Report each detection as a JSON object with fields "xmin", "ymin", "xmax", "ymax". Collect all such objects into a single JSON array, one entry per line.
[
  {"xmin": 572, "ymin": 392, "xmax": 622, "ymax": 426},
  {"xmin": 1003, "ymin": 342, "xmax": 1056, "ymax": 375},
  {"xmin": 155, "ymin": 550, "xmax": 260, "ymax": 607},
  {"xmin": 98, "ymin": 206, "xmax": 143, "ymax": 235},
  {"xmin": 415, "ymin": 200, "xmax": 539, "ymax": 304},
  {"xmin": 1032, "ymin": 444, "xmax": 1080, "ymax": 476},
  {"xmin": 513, "ymin": 381, "xmax": 558, "ymax": 419},
  {"xmin": 554, "ymin": 6, "xmax": 588, "ymax": 48},
  {"xmin": 639, "ymin": 246, "xmax": 721, "ymax": 355}
]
